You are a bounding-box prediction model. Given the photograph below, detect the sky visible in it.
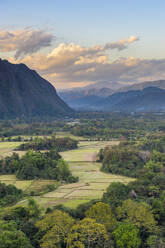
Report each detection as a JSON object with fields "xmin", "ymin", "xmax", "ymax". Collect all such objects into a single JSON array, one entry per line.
[{"xmin": 0, "ymin": 0, "xmax": 165, "ymax": 89}]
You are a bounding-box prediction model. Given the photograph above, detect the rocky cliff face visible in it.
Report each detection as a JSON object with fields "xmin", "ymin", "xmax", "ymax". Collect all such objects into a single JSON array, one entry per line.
[{"xmin": 0, "ymin": 59, "xmax": 73, "ymax": 118}]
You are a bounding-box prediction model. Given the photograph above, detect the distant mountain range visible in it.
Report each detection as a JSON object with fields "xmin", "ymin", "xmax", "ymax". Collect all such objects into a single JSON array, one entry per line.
[
  {"xmin": 98, "ymin": 87, "xmax": 165, "ymax": 112},
  {"xmin": 1, "ymin": 58, "xmax": 165, "ymax": 116},
  {"xmin": 59, "ymin": 80, "xmax": 165, "ymax": 112},
  {"xmin": 117, "ymin": 80, "xmax": 165, "ymax": 93},
  {"xmin": 58, "ymin": 81, "xmax": 124, "ymax": 107},
  {"xmin": 0, "ymin": 59, "xmax": 72, "ymax": 118}
]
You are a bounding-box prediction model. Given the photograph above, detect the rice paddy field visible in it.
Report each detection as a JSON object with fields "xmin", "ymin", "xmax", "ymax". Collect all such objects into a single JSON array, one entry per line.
[
  {"xmin": 37, "ymin": 140, "xmax": 133, "ymax": 209},
  {"xmin": 0, "ymin": 136, "xmax": 134, "ymax": 209},
  {"xmin": 0, "ymin": 142, "xmax": 25, "ymax": 157}
]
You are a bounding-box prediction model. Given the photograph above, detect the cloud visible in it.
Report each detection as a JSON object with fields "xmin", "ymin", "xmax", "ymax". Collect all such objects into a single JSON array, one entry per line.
[
  {"xmin": 7, "ymin": 33, "xmax": 165, "ymax": 88},
  {"xmin": 0, "ymin": 28, "xmax": 54, "ymax": 59},
  {"xmin": 104, "ymin": 36, "xmax": 139, "ymax": 50},
  {"xmin": 16, "ymin": 36, "xmax": 139, "ymax": 73},
  {"xmin": 14, "ymin": 52, "xmax": 165, "ymax": 89}
]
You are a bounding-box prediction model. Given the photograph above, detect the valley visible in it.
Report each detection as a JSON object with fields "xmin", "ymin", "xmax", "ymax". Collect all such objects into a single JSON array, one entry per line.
[{"xmin": 0, "ymin": 137, "xmax": 134, "ymax": 209}]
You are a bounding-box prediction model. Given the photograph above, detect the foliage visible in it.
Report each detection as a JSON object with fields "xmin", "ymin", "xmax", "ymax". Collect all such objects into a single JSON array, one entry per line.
[
  {"xmin": 102, "ymin": 182, "xmax": 130, "ymax": 208},
  {"xmin": 0, "ymin": 150, "xmax": 78, "ymax": 182},
  {"xmin": 17, "ymin": 136, "xmax": 78, "ymax": 152},
  {"xmin": 0, "ymin": 220, "xmax": 32, "ymax": 248},
  {"xmin": 36, "ymin": 210, "xmax": 74, "ymax": 248},
  {"xmin": 1, "ymin": 115, "xmax": 165, "ymax": 247},
  {"xmin": 100, "ymin": 146, "xmax": 145, "ymax": 177},
  {"xmin": 116, "ymin": 199, "xmax": 157, "ymax": 235},
  {"xmin": 137, "ymin": 136, "xmax": 165, "ymax": 152},
  {"xmin": 146, "ymin": 235, "xmax": 165, "ymax": 248},
  {"xmin": 85, "ymin": 202, "xmax": 117, "ymax": 231},
  {"xmin": 67, "ymin": 218, "xmax": 109, "ymax": 248},
  {"xmin": 112, "ymin": 223, "xmax": 141, "ymax": 248},
  {"xmin": 27, "ymin": 198, "xmax": 41, "ymax": 220},
  {"xmin": 0, "ymin": 182, "xmax": 23, "ymax": 206}
]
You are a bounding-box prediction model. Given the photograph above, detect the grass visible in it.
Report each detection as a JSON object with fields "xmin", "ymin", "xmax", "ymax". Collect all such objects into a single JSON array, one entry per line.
[
  {"xmin": 55, "ymin": 132, "xmax": 85, "ymax": 141},
  {"xmin": 0, "ymin": 175, "xmax": 32, "ymax": 191},
  {"xmin": 0, "ymin": 174, "xmax": 58, "ymax": 194},
  {"xmin": 60, "ymin": 140, "xmax": 119, "ymax": 162},
  {"xmin": 39, "ymin": 140, "xmax": 134, "ymax": 209},
  {"xmin": 0, "ymin": 132, "xmax": 84, "ymax": 158},
  {"xmin": 0, "ymin": 142, "xmax": 24, "ymax": 157},
  {"xmin": 0, "ymin": 136, "xmax": 134, "ymax": 209},
  {"xmin": 25, "ymin": 180, "xmax": 58, "ymax": 195}
]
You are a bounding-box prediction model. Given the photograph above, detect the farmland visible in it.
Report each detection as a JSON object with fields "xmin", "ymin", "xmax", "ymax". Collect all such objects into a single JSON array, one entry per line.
[
  {"xmin": 0, "ymin": 137, "xmax": 134, "ymax": 209},
  {"xmin": 43, "ymin": 140, "xmax": 134, "ymax": 208},
  {"xmin": 0, "ymin": 142, "xmax": 23, "ymax": 157}
]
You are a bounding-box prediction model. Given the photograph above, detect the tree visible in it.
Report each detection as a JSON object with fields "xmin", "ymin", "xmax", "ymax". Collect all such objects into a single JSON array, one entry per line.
[
  {"xmin": 27, "ymin": 198, "xmax": 41, "ymax": 220},
  {"xmin": 67, "ymin": 218, "xmax": 109, "ymax": 248},
  {"xmin": 146, "ymin": 235, "xmax": 165, "ymax": 248},
  {"xmin": 0, "ymin": 220, "xmax": 32, "ymax": 248},
  {"xmin": 102, "ymin": 182, "xmax": 129, "ymax": 208},
  {"xmin": 112, "ymin": 223, "xmax": 141, "ymax": 248},
  {"xmin": 85, "ymin": 202, "xmax": 117, "ymax": 231},
  {"xmin": 100, "ymin": 146, "xmax": 144, "ymax": 177},
  {"xmin": 36, "ymin": 210, "xmax": 74, "ymax": 248},
  {"xmin": 116, "ymin": 199, "xmax": 157, "ymax": 236}
]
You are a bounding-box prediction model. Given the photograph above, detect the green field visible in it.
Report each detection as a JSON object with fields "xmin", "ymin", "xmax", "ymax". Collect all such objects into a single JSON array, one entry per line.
[
  {"xmin": 0, "ymin": 142, "xmax": 24, "ymax": 157},
  {"xmin": 0, "ymin": 175, "xmax": 58, "ymax": 194},
  {"xmin": 40, "ymin": 140, "xmax": 134, "ymax": 208},
  {"xmin": 0, "ymin": 137, "xmax": 134, "ymax": 209},
  {"xmin": 0, "ymin": 132, "xmax": 83, "ymax": 158},
  {"xmin": 55, "ymin": 131, "xmax": 85, "ymax": 140}
]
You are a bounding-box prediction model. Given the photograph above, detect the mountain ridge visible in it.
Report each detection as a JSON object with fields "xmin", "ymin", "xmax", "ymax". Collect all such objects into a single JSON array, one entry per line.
[
  {"xmin": 61, "ymin": 86, "xmax": 165, "ymax": 112},
  {"xmin": 117, "ymin": 79, "xmax": 165, "ymax": 93},
  {"xmin": 59, "ymin": 79, "xmax": 165, "ymax": 111},
  {"xmin": 0, "ymin": 59, "xmax": 73, "ymax": 118}
]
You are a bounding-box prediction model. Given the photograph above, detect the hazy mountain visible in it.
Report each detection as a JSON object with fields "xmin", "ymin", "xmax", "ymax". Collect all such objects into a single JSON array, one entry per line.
[
  {"xmin": 0, "ymin": 59, "xmax": 72, "ymax": 118},
  {"xmin": 58, "ymin": 81, "xmax": 124, "ymax": 105},
  {"xmin": 60, "ymin": 81, "xmax": 123, "ymax": 93},
  {"xmin": 64, "ymin": 87, "xmax": 165, "ymax": 112},
  {"xmin": 58, "ymin": 88, "xmax": 113, "ymax": 108},
  {"xmin": 117, "ymin": 80, "xmax": 165, "ymax": 93},
  {"xmin": 59, "ymin": 79, "xmax": 165, "ymax": 112},
  {"xmin": 101, "ymin": 87, "xmax": 165, "ymax": 112},
  {"xmin": 83, "ymin": 80, "xmax": 123, "ymax": 90}
]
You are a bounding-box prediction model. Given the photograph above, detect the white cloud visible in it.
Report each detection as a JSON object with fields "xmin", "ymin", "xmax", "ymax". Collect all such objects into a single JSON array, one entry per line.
[
  {"xmin": 6, "ymin": 31, "xmax": 165, "ymax": 89},
  {"xmin": 0, "ymin": 28, "xmax": 54, "ymax": 59},
  {"xmin": 104, "ymin": 36, "xmax": 139, "ymax": 50}
]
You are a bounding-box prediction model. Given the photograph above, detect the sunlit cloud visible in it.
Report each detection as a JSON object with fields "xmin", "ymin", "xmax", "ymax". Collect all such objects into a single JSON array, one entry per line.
[
  {"xmin": 4, "ymin": 29, "xmax": 165, "ymax": 89},
  {"xmin": 0, "ymin": 28, "xmax": 54, "ymax": 59}
]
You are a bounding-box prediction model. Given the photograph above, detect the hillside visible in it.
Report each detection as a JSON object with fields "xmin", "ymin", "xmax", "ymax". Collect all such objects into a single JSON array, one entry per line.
[{"xmin": 0, "ymin": 59, "xmax": 73, "ymax": 118}]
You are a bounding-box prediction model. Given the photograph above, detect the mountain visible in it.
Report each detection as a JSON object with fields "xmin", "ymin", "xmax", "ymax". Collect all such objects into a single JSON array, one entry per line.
[
  {"xmin": 59, "ymin": 79, "xmax": 165, "ymax": 111},
  {"xmin": 63, "ymin": 87, "xmax": 165, "ymax": 112},
  {"xmin": 83, "ymin": 80, "xmax": 123, "ymax": 90},
  {"xmin": 58, "ymin": 88, "xmax": 113, "ymax": 109},
  {"xmin": 101, "ymin": 87, "xmax": 165, "ymax": 112},
  {"xmin": 0, "ymin": 59, "xmax": 72, "ymax": 118},
  {"xmin": 117, "ymin": 80, "xmax": 165, "ymax": 93},
  {"xmin": 58, "ymin": 81, "xmax": 124, "ymax": 107}
]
